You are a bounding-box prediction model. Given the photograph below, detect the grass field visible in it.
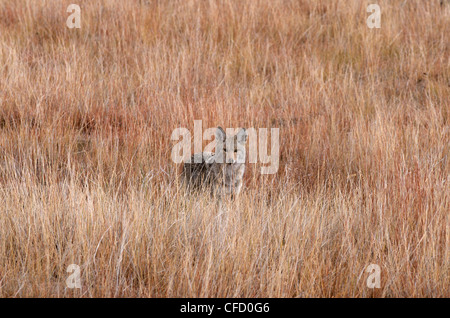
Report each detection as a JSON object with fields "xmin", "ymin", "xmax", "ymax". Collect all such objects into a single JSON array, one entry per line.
[{"xmin": 0, "ymin": 0, "xmax": 448, "ymax": 297}]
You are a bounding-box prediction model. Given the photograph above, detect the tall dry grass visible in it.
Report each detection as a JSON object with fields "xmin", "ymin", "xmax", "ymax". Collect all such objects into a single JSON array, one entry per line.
[{"xmin": 0, "ymin": 0, "xmax": 448, "ymax": 297}]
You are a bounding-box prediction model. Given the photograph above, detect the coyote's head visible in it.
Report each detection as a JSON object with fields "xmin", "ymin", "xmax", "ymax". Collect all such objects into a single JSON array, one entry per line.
[{"xmin": 214, "ymin": 127, "xmax": 248, "ymax": 165}]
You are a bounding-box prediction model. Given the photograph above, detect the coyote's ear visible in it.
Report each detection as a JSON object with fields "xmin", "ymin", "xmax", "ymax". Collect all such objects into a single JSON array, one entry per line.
[
  {"xmin": 236, "ymin": 128, "xmax": 248, "ymax": 144},
  {"xmin": 216, "ymin": 126, "xmax": 226, "ymax": 142}
]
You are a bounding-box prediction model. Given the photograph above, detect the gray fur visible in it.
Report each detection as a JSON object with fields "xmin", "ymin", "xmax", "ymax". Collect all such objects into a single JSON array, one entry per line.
[{"xmin": 181, "ymin": 127, "xmax": 248, "ymax": 197}]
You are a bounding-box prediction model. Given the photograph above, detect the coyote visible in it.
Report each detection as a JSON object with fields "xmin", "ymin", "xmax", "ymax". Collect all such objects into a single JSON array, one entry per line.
[{"xmin": 181, "ymin": 127, "xmax": 248, "ymax": 197}]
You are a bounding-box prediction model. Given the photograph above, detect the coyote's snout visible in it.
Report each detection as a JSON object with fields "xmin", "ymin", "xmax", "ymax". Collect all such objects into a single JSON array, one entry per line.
[{"xmin": 181, "ymin": 127, "xmax": 248, "ymax": 197}]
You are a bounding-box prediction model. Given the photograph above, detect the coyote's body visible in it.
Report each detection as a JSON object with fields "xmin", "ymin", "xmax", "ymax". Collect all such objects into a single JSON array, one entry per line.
[{"xmin": 182, "ymin": 127, "xmax": 248, "ymax": 197}]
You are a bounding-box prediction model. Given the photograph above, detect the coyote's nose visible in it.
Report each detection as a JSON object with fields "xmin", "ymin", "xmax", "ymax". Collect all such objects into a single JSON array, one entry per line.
[{"xmin": 226, "ymin": 158, "xmax": 235, "ymax": 164}]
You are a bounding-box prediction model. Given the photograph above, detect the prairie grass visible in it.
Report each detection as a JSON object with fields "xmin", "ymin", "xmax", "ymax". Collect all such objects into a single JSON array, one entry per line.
[{"xmin": 0, "ymin": 0, "xmax": 448, "ymax": 297}]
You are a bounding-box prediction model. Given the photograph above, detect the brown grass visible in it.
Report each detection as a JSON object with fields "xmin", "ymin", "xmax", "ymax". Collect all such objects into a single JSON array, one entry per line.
[{"xmin": 0, "ymin": 0, "xmax": 448, "ymax": 297}]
